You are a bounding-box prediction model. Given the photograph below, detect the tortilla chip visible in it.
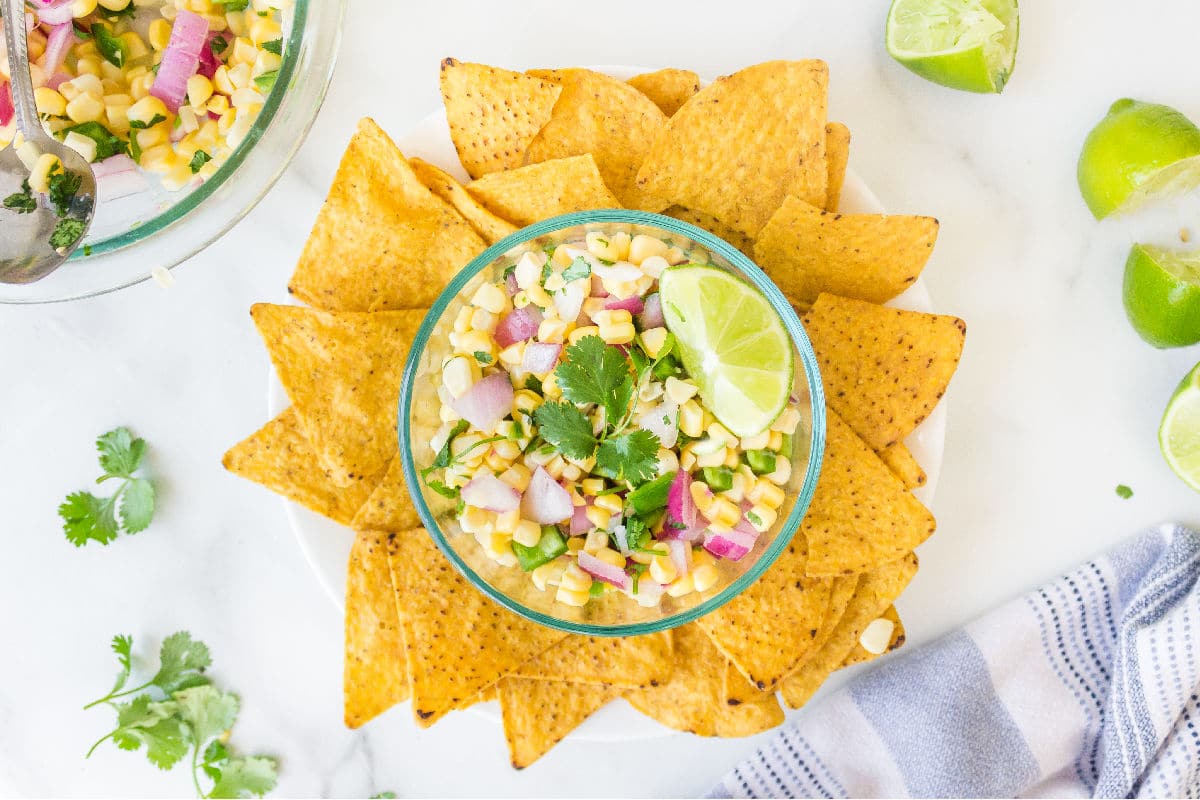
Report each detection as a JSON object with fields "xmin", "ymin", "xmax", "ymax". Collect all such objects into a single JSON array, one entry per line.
[
  {"xmin": 635, "ymin": 60, "xmax": 828, "ymax": 236},
  {"xmin": 755, "ymin": 196, "xmax": 939, "ymax": 305},
  {"xmin": 825, "ymin": 121, "xmax": 850, "ymax": 212},
  {"xmin": 780, "ymin": 555, "xmax": 918, "ymax": 708},
  {"xmin": 694, "ymin": 536, "xmax": 833, "ymax": 691},
  {"xmin": 804, "ymin": 293, "xmax": 967, "ymax": 450},
  {"xmin": 289, "ymin": 119, "xmax": 485, "ymax": 312},
  {"xmin": 251, "ymin": 304, "xmax": 427, "ymax": 486},
  {"xmin": 499, "ymin": 678, "xmax": 620, "ymax": 768},
  {"xmin": 466, "ymin": 155, "xmax": 621, "ymax": 227},
  {"xmin": 350, "ymin": 456, "xmax": 421, "ymax": 532},
  {"xmin": 222, "ymin": 407, "xmax": 378, "ymax": 525},
  {"xmin": 626, "ymin": 624, "xmax": 784, "ymax": 737},
  {"xmin": 662, "ymin": 206, "xmax": 754, "ymax": 256},
  {"xmin": 876, "ymin": 442, "xmax": 927, "ymax": 490},
  {"xmin": 802, "ymin": 409, "xmax": 936, "ymax": 576},
  {"xmin": 409, "ymin": 157, "xmax": 519, "ymax": 245},
  {"xmin": 439, "ymin": 59, "xmax": 562, "ymax": 178},
  {"xmin": 344, "ymin": 531, "xmax": 408, "ymax": 727},
  {"xmin": 386, "ymin": 527, "xmax": 567, "ymax": 727},
  {"xmin": 841, "ymin": 605, "xmax": 906, "ymax": 667},
  {"xmin": 478, "ymin": 685, "xmax": 500, "ymax": 703},
  {"xmin": 627, "ymin": 68, "xmax": 700, "ymax": 116},
  {"xmin": 511, "ymin": 632, "xmax": 673, "ymax": 689},
  {"xmin": 524, "ymin": 68, "xmax": 667, "ymax": 209}
]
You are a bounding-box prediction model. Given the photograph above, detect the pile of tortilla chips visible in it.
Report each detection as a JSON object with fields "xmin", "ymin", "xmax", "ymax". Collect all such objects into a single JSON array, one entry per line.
[{"xmin": 222, "ymin": 59, "xmax": 966, "ymax": 768}]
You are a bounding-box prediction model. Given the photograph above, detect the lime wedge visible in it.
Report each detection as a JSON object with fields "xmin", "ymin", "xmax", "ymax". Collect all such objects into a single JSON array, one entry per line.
[
  {"xmin": 1078, "ymin": 99, "xmax": 1200, "ymax": 219},
  {"xmin": 1160, "ymin": 361, "xmax": 1200, "ymax": 493},
  {"xmin": 1123, "ymin": 244, "xmax": 1200, "ymax": 348},
  {"xmin": 658, "ymin": 266, "xmax": 794, "ymax": 438},
  {"xmin": 885, "ymin": 0, "xmax": 1019, "ymax": 94}
]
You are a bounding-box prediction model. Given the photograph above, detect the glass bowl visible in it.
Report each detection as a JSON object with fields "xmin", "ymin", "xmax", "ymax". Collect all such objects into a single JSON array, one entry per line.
[
  {"xmin": 399, "ymin": 210, "xmax": 826, "ymax": 636},
  {"xmin": 0, "ymin": 0, "xmax": 346, "ymax": 305}
]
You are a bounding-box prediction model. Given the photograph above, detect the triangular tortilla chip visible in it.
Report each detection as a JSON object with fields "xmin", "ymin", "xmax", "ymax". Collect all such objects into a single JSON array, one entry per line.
[
  {"xmin": 499, "ymin": 677, "xmax": 620, "ymax": 768},
  {"xmin": 511, "ymin": 632, "xmax": 673, "ymax": 689},
  {"xmin": 289, "ymin": 119, "xmax": 485, "ymax": 312},
  {"xmin": 694, "ymin": 536, "xmax": 833, "ymax": 691},
  {"xmin": 345, "ymin": 530, "xmax": 408, "ymax": 728},
  {"xmin": 802, "ymin": 409, "xmax": 936, "ymax": 576},
  {"xmin": 755, "ymin": 196, "xmax": 939, "ymax": 305},
  {"xmin": 627, "ymin": 68, "xmax": 700, "ymax": 116},
  {"xmin": 222, "ymin": 407, "xmax": 379, "ymax": 525},
  {"xmin": 350, "ymin": 456, "xmax": 421, "ymax": 532},
  {"xmin": 876, "ymin": 441, "xmax": 927, "ymax": 490},
  {"xmin": 386, "ymin": 527, "xmax": 567, "ymax": 727},
  {"xmin": 803, "ymin": 293, "xmax": 966, "ymax": 450},
  {"xmin": 625, "ymin": 624, "xmax": 784, "ymax": 737},
  {"xmin": 251, "ymin": 304, "xmax": 427, "ymax": 486},
  {"xmin": 825, "ymin": 121, "xmax": 850, "ymax": 212},
  {"xmin": 440, "ymin": 58, "xmax": 562, "ymax": 179},
  {"xmin": 780, "ymin": 555, "xmax": 918, "ymax": 709},
  {"xmin": 409, "ymin": 157, "xmax": 519, "ymax": 245},
  {"xmin": 635, "ymin": 60, "xmax": 828, "ymax": 236},
  {"xmin": 662, "ymin": 205, "xmax": 754, "ymax": 256},
  {"xmin": 466, "ymin": 154, "xmax": 621, "ymax": 227},
  {"xmin": 841, "ymin": 605, "xmax": 906, "ymax": 667},
  {"xmin": 525, "ymin": 68, "xmax": 667, "ymax": 209}
]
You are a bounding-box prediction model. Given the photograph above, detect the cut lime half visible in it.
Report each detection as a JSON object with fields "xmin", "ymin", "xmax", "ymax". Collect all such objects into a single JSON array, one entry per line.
[
  {"xmin": 886, "ymin": 0, "xmax": 1019, "ymax": 94},
  {"xmin": 1123, "ymin": 244, "xmax": 1200, "ymax": 348},
  {"xmin": 1160, "ymin": 361, "xmax": 1200, "ymax": 493},
  {"xmin": 658, "ymin": 266, "xmax": 794, "ymax": 438}
]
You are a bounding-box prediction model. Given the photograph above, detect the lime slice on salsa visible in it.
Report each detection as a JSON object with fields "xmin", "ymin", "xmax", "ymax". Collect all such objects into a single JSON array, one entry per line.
[
  {"xmin": 885, "ymin": 0, "xmax": 1019, "ymax": 94},
  {"xmin": 658, "ymin": 265, "xmax": 793, "ymax": 438},
  {"xmin": 1160, "ymin": 361, "xmax": 1200, "ymax": 493},
  {"xmin": 1123, "ymin": 244, "xmax": 1200, "ymax": 348}
]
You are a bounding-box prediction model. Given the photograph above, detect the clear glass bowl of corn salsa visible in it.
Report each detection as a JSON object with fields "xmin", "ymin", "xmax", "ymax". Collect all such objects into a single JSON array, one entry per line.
[
  {"xmin": 400, "ymin": 210, "xmax": 827, "ymax": 636},
  {"xmin": 0, "ymin": 0, "xmax": 345, "ymax": 303}
]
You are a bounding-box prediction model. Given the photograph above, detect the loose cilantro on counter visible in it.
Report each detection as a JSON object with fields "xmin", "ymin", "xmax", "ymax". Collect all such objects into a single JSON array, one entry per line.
[
  {"xmin": 58, "ymin": 427, "xmax": 156, "ymax": 547},
  {"xmin": 85, "ymin": 632, "xmax": 278, "ymax": 798},
  {"xmin": 1115, "ymin": 484, "xmax": 1134, "ymax": 499}
]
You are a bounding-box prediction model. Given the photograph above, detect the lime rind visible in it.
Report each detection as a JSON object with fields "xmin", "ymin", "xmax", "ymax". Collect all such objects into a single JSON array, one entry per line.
[
  {"xmin": 1115, "ymin": 154, "xmax": 1200, "ymax": 217},
  {"xmin": 1123, "ymin": 244, "xmax": 1200, "ymax": 348},
  {"xmin": 1160, "ymin": 362, "xmax": 1200, "ymax": 492},
  {"xmin": 886, "ymin": 0, "xmax": 1019, "ymax": 93}
]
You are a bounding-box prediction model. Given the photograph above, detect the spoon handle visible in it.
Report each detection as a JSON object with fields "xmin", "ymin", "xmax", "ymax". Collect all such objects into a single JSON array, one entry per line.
[{"xmin": 3, "ymin": 0, "xmax": 41, "ymax": 138}]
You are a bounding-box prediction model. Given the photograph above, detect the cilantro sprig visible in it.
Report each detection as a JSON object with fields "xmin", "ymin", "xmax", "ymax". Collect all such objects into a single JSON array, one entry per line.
[
  {"xmin": 85, "ymin": 632, "xmax": 278, "ymax": 799},
  {"xmin": 58, "ymin": 427, "xmax": 156, "ymax": 547},
  {"xmin": 534, "ymin": 336, "xmax": 661, "ymax": 484},
  {"xmin": 420, "ymin": 420, "xmax": 504, "ymax": 499}
]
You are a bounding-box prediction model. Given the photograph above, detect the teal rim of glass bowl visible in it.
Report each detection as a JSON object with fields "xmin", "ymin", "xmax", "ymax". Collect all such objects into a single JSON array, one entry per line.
[
  {"xmin": 398, "ymin": 209, "xmax": 826, "ymax": 637},
  {"xmin": 70, "ymin": 0, "xmax": 310, "ymax": 259}
]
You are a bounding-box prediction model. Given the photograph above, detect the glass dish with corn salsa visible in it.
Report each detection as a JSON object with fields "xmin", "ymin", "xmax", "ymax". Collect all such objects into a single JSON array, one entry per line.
[{"xmin": 418, "ymin": 222, "xmax": 804, "ymax": 612}]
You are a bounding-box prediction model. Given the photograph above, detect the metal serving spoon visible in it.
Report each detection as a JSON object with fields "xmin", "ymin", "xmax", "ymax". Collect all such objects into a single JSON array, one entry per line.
[{"xmin": 0, "ymin": 0, "xmax": 96, "ymax": 284}]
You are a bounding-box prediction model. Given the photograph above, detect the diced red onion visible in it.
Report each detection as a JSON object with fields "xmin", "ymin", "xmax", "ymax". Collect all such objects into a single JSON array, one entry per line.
[
  {"xmin": 92, "ymin": 154, "xmax": 138, "ymax": 178},
  {"xmin": 639, "ymin": 293, "xmax": 665, "ymax": 329},
  {"xmin": 0, "ymin": 82, "xmax": 12, "ymax": 128},
  {"xmin": 734, "ymin": 515, "xmax": 759, "ymax": 538},
  {"xmin": 197, "ymin": 31, "xmax": 231, "ymax": 79},
  {"xmin": 504, "ymin": 271, "xmax": 519, "ymax": 296},
  {"xmin": 97, "ymin": 169, "xmax": 150, "ymax": 202},
  {"xmin": 668, "ymin": 470, "xmax": 697, "ymax": 528},
  {"xmin": 36, "ymin": 0, "xmax": 74, "ymax": 25},
  {"xmin": 569, "ymin": 501, "xmax": 592, "ymax": 536},
  {"xmin": 521, "ymin": 342, "xmax": 561, "ymax": 374},
  {"xmin": 450, "ymin": 372, "xmax": 513, "ymax": 431},
  {"xmin": 666, "ymin": 539, "xmax": 691, "ymax": 577},
  {"xmin": 637, "ymin": 400, "xmax": 678, "ymax": 449},
  {"xmin": 632, "ymin": 579, "xmax": 665, "ymax": 604},
  {"xmin": 611, "ymin": 521, "xmax": 630, "ymax": 555},
  {"xmin": 46, "ymin": 71, "xmax": 70, "ymax": 90},
  {"xmin": 460, "ymin": 473, "xmax": 521, "ymax": 513},
  {"xmin": 590, "ymin": 274, "xmax": 608, "ymax": 298},
  {"xmin": 493, "ymin": 305, "xmax": 542, "ymax": 348},
  {"xmin": 578, "ymin": 551, "xmax": 631, "ymax": 592},
  {"xmin": 39, "ymin": 23, "xmax": 74, "ymax": 78},
  {"xmin": 521, "ymin": 466, "xmax": 573, "ymax": 524},
  {"xmin": 703, "ymin": 527, "xmax": 757, "ymax": 561},
  {"xmin": 604, "ymin": 295, "xmax": 644, "ymax": 315},
  {"xmin": 150, "ymin": 10, "xmax": 209, "ymax": 113}
]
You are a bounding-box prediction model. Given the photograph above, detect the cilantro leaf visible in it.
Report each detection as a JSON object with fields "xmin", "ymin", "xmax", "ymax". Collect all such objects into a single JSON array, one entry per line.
[
  {"xmin": 50, "ymin": 217, "xmax": 85, "ymax": 250},
  {"xmin": 628, "ymin": 562, "xmax": 648, "ymax": 594},
  {"xmin": 426, "ymin": 480, "xmax": 459, "ymax": 500},
  {"xmin": 129, "ymin": 113, "xmax": 166, "ymax": 130},
  {"xmin": 555, "ymin": 336, "xmax": 634, "ymax": 428},
  {"xmin": 111, "ymin": 634, "xmax": 134, "ymax": 693},
  {"xmin": 190, "ymin": 150, "xmax": 212, "ymax": 174},
  {"xmin": 533, "ymin": 401, "xmax": 597, "ymax": 460},
  {"xmin": 174, "ymin": 685, "xmax": 239, "ymax": 746},
  {"xmin": 61, "ymin": 427, "xmax": 156, "ymax": 546},
  {"xmin": 561, "ymin": 256, "xmax": 591, "ymax": 283},
  {"xmin": 3, "ymin": 180, "xmax": 36, "ymax": 213},
  {"xmin": 596, "ymin": 430, "xmax": 660, "ymax": 484},
  {"xmin": 202, "ymin": 741, "xmax": 230, "ymax": 782},
  {"xmin": 1116, "ymin": 484, "xmax": 1134, "ymax": 499},
  {"xmin": 624, "ymin": 515, "xmax": 650, "ymax": 551},
  {"xmin": 152, "ymin": 632, "xmax": 212, "ymax": 694},
  {"xmin": 120, "ymin": 478, "xmax": 155, "ymax": 533},
  {"xmin": 207, "ymin": 755, "xmax": 278, "ymax": 798},
  {"xmin": 473, "ymin": 350, "xmax": 493, "ymax": 364},
  {"xmin": 262, "ymin": 38, "xmax": 282, "ymax": 55},
  {"xmin": 59, "ymin": 491, "xmax": 119, "ymax": 546},
  {"xmin": 97, "ymin": 427, "xmax": 145, "ymax": 479},
  {"xmin": 523, "ymin": 375, "xmax": 543, "ymax": 394},
  {"xmin": 425, "ymin": 420, "xmax": 468, "ymax": 476},
  {"xmin": 48, "ymin": 167, "xmax": 82, "ymax": 218},
  {"xmin": 106, "ymin": 695, "xmax": 189, "ymax": 769},
  {"xmin": 62, "ymin": 122, "xmax": 126, "ymax": 161},
  {"xmin": 253, "ymin": 70, "xmax": 278, "ymax": 93}
]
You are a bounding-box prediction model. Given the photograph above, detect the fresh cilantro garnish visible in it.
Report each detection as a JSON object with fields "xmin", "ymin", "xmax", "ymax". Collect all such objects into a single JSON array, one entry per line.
[
  {"xmin": 561, "ymin": 256, "xmax": 591, "ymax": 283},
  {"xmin": 3, "ymin": 180, "xmax": 36, "ymax": 213},
  {"xmin": 370, "ymin": 794, "xmax": 397, "ymax": 799},
  {"xmin": 628, "ymin": 562, "xmax": 648, "ymax": 594},
  {"xmin": 215, "ymin": 0, "xmax": 250, "ymax": 9},
  {"xmin": 597, "ymin": 429, "xmax": 659, "ymax": 484},
  {"xmin": 533, "ymin": 401, "xmax": 597, "ymax": 460},
  {"xmin": 210, "ymin": 36, "xmax": 229, "ymax": 55},
  {"xmin": 424, "ymin": 420, "xmax": 468, "ymax": 475},
  {"xmin": 624, "ymin": 516, "xmax": 651, "ymax": 551},
  {"xmin": 262, "ymin": 38, "xmax": 282, "ymax": 55},
  {"xmin": 420, "ymin": 420, "xmax": 503, "ymax": 489},
  {"xmin": 58, "ymin": 427, "xmax": 156, "ymax": 547},
  {"xmin": 746, "ymin": 510, "xmax": 763, "ymax": 526},
  {"xmin": 85, "ymin": 632, "xmax": 278, "ymax": 798},
  {"xmin": 129, "ymin": 114, "xmax": 167, "ymax": 130},
  {"xmin": 427, "ymin": 480, "xmax": 459, "ymax": 500},
  {"xmin": 473, "ymin": 350, "xmax": 493, "ymax": 365},
  {"xmin": 50, "ymin": 217, "xmax": 86, "ymax": 250},
  {"xmin": 62, "ymin": 122, "xmax": 126, "ymax": 161},
  {"xmin": 92, "ymin": 23, "xmax": 129, "ymax": 68},
  {"xmin": 1115, "ymin": 484, "xmax": 1133, "ymax": 499},
  {"xmin": 524, "ymin": 375, "xmax": 543, "ymax": 394},
  {"xmin": 128, "ymin": 133, "xmax": 143, "ymax": 163},
  {"xmin": 253, "ymin": 70, "xmax": 279, "ymax": 92},
  {"xmin": 556, "ymin": 336, "xmax": 633, "ymax": 426},
  {"xmin": 190, "ymin": 150, "xmax": 212, "ymax": 174},
  {"xmin": 595, "ymin": 237, "xmax": 609, "ymax": 247},
  {"xmin": 48, "ymin": 166, "xmax": 82, "ymax": 217},
  {"xmin": 540, "ymin": 260, "xmax": 553, "ymax": 284},
  {"xmin": 598, "ymin": 258, "xmax": 616, "ymax": 266}
]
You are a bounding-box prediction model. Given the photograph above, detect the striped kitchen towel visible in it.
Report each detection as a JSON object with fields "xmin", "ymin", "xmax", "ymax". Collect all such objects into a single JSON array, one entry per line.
[{"xmin": 710, "ymin": 523, "xmax": 1200, "ymax": 799}]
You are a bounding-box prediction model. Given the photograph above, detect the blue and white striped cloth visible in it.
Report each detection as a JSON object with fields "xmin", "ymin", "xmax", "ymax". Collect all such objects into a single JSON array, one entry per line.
[{"xmin": 710, "ymin": 524, "xmax": 1200, "ymax": 798}]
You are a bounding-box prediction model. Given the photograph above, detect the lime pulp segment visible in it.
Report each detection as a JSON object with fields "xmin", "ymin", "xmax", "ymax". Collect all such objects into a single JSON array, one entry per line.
[
  {"xmin": 886, "ymin": 0, "xmax": 1019, "ymax": 93},
  {"xmin": 1160, "ymin": 362, "xmax": 1200, "ymax": 492}
]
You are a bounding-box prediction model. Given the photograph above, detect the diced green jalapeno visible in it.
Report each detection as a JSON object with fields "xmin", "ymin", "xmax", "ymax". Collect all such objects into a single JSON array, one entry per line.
[
  {"xmin": 746, "ymin": 449, "xmax": 778, "ymax": 476},
  {"xmin": 652, "ymin": 353, "xmax": 681, "ymax": 381},
  {"xmin": 626, "ymin": 470, "xmax": 675, "ymax": 514},
  {"xmin": 779, "ymin": 432, "xmax": 794, "ymax": 457},
  {"xmin": 701, "ymin": 466, "xmax": 734, "ymax": 492},
  {"xmin": 512, "ymin": 525, "xmax": 567, "ymax": 572},
  {"xmin": 588, "ymin": 580, "xmax": 605, "ymax": 597}
]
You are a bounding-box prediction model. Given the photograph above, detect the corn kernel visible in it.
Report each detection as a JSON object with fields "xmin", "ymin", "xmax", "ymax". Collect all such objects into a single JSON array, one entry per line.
[
  {"xmin": 70, "ymin": 0, "xmax": 99, "ymax": 16},
  {"xmin": 593, "ymin": 494, "xmax": 623, "ymax": 515},
  {"xmin": 483, "ymin": 450, "xmax": 510, "ymax": 473},
  {"xmin": 227, "ymin": 62, "xmax": 252, "ymax": 90},
  {"xmin": 453, "ymin": 329, "xmax": 495, "ymax": 360},
  {"xmin": 97, "ymin": 0, "xmax": 131, "ymax": 10},
  {"xmin": 543, "ymin": 271, "xmax": 566, "ymax": 292},
  {"xmin": 120, "ymin": 31, "xmax": 149, "ymax": 60},
  {"xmin": 459, "ymin": 505, "xmax": 493, "ymax": 535},
  {"xmin": 566, "ymin": 536, "xmax": 585, "ymax": 554},
  {"xmin": 691, "ymin": 564, "xmax": 719, "ymax": 593},
  {"xmin": 708, "ymin": 497, "xmax": 741, "ymax": 529},
  {"xmin": 28, "ymin": 153, "xmax": 62, "ymax": 194},
  {"xmin": 246, "ymin": 11, "xmax": 281, "ymax": 45},
  {"xmin": 584, "ymin": 506, "xmax": 611, "ymax": 532},
  {"xmin": 580, "ymin": 478, "xmax": 605, "ymax": 496},
  {"xmin": 513, "ymin": 389, "xmax": 542, "ymax": 415},
  {"xmin": 560, "ymin": 562, "xmax": 591, "ymax": 592},
  {"xmin": 469, "ymin": 307, "xmax": 497, "ymax": 334},
  {"xmin": 629, "ymin": 234, "xmax": 669, "ymax": 265},
  {"xmin": 537, "ymin": 317, "xmax": 569, "ymax": 344},
  {"xmin": 481, "ymin": 531, "xmax": 516, "ymax": 566},
  {"xmin": 747, "ymin": 478, "xmax": 786, "ymax": 510},
  {"xmin": 649, "ymin": 556, "xmax": 678, "ymax": 585},
  {"xmin": 585, "ymin": 231, "xmax": 623, "ymax": 262},
  {"xmin": 127, "ymin": 95, "xmax": 170, "ymax": 129},
  {"xmin": 771, "ymin": 407, "xmax": 802, "ymax": 434},
  {"xmin": 65, "ymin": 93, "xmax": 105, "ymax": 124},
  {"xmin": 740, "ymin": 430, "xmax": 770, "ymax": 450},
  {"xmin": 148, "ymin": 18, "xmax": 172, "ymax": 50},
  {"xmin": 595, "ymin": 547, "xmax": 625, "ymax": 569},
  {"xmin": 690, "ymin": 481, "xmax": 715, "ymax": 514},
  {"xmin": 531, "ymin": 558, "xmax": 567, "ymax": 591},
  {"xmin": 492, "ymin": 439, "xmax": 521, "ymax": 462},
  {"xmin": 568, "ymin": 325, "xmax": 600, "ymax": 345},
  {"xmin": 138, "ymin": 144, "xmax": 176, "ymax": 173},
  {"xmin": 599, "ymin": 321, "xmax": 636, "ymax": 345},
  {"xmin": 186, "ymin": 74, "xmax": 214, "ymax": 109},
  {"xmin": 556, "ymin": 586, "xmax": 589, "ymax": 607},
  {"xmin": 212, "ymin": 65, "xmax": 235, "ymax": 95},
  {"xmin": 471, "ymin": 280, "xmax": 508, "ymax": 314},
  {"xmin": 543, "ymin": 455, "xmax": 566, "ymax": 480},
  {"xmin": 655, "ymin": 448, "xmax": 679, "ymax": 476},
  {"xmin": 680, "ymin": 449, "xmax": 697, "ymax": 473},
  {"xmin": 34, "ymin": 88, "xmax": 67, "ymax": 117},
  {"xmin": 63, "ymin": 131, "xmax": 98, "ymax": 162},
  {"xmin": 542, "ymin": 372, "xmax": 562, "ymax": 400},
  {"xmin": 442, "ymin": 355, "xmax": 477, "ymax": 398},
  {"xmin": 207, "ymin": 94, "xmax": 230, "ymax": 116},
  {"xmin": 561, "ymin": 463, "xmax": 582, "ymax": 482},
  {"xmin": 639, "ymin": 327, "xmax": 669, "ymax": 359},
  {"xmin": 765, "ymin": 458, "xmax": 792, "ymax": 486},
  {"xmin": 439, "ymin": 404, "xmax": 461, "ymax": 423},
  {"xmin": 747, "ymin": 504, "xmax": 777, "ymax": 533},
  {"xmin": 666, "ymin": 377, "xmax": 699, "ymax": 406},
  {"xmin": 498, "ymin": 464, "xmax": 531, "ymax": 492},
  {"xmin": 695, "ymin": 446, "xmax": 727, "ymax": 468}
]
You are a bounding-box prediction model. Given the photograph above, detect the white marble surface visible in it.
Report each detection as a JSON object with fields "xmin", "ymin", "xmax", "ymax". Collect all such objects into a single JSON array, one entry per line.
[{"xmin": 3, "ymin": 0, "xmax": 1200, "ymax": 796}]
